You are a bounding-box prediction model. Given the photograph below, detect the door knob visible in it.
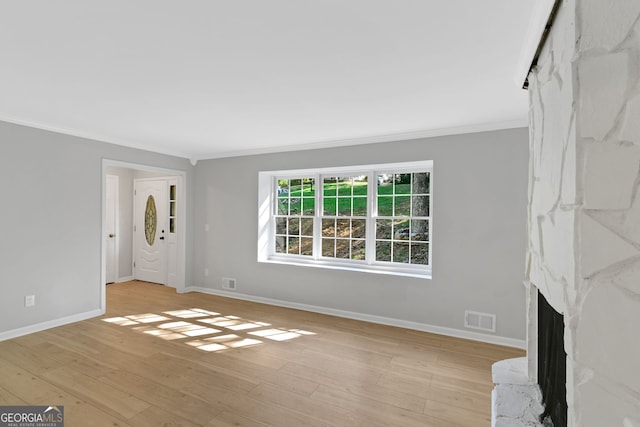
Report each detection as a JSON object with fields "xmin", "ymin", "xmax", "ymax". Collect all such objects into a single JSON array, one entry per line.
[
  {"xmin": 108, "ymin": 233, "xmax": 115, "ymax": 238},
  {"xmin": 159, "ymin": 236, "xmax": 165, "ymax": 240}
]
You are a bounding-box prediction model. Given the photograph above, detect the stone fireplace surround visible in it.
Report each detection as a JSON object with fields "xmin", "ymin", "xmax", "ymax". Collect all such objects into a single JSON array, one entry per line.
[
  {"xmin": 492, "ymin": 285, "xmax": 565, "ymax": 427},
  {"xmin": 494, "ymin": 0, "xmax": 640, "ymax": 426}
]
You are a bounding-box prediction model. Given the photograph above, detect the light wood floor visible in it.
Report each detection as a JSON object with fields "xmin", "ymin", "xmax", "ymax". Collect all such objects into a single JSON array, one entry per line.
[{"xmin": 0, "ymin": 281, "xmax": 523, "ymax": 426}]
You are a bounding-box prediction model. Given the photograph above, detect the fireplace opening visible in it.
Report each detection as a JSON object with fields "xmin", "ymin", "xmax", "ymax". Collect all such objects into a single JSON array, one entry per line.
[{"xmin": 538, "ymin": 291, "xmax": 568, "ymax": 427}]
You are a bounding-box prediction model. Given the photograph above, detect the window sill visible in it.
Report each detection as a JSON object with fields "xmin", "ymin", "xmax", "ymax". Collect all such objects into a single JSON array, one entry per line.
[{"xmin": 260, "ymin": 256, "xmax": 432, "ymax": 280}]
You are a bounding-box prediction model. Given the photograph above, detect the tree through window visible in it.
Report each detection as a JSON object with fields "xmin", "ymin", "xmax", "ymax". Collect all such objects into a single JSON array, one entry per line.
[
  {"xmin": 261, "ymin": 161, "xmax": 432, "ymax": 277},
  {"xmin": 375, "ymin": 172, "xmax": 430, "ymax": 265}
]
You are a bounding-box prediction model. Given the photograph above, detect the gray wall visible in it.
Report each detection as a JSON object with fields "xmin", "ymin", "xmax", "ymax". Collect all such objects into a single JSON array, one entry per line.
[
  {"xmin": 0, "ymin": 121, "xmax": 194, "ymax": 334},
  {"xmin": 133, "ymin": 170, "xmax": 170, "ymax": 179},
  {"xmin": 193, "ymin": 127, "xmax": 529, "ymax": 341},
  {"xmin": 0, "ymin": 119, "xmax": 527, "ymax": 343},
  {"xmin": 105, "ymin": 166, "xmax": 134, "ymax": 280}
]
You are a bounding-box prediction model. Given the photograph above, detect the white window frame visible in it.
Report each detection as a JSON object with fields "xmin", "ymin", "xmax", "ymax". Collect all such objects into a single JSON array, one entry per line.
[{"xmin": 258, "ymin": 161, "xmax": 433, "ymax": 279}]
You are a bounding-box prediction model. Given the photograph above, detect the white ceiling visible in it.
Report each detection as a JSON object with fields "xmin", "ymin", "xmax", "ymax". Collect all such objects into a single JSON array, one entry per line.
[{"xmin": 0, "ymin": 1, "xmax": 533, "ymax": 161}]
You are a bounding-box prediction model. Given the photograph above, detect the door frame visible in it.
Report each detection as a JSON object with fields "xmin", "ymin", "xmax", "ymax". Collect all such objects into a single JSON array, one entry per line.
[
  {"xmin": 101, "ymin": 159, "xmax": 188, "ymax": 313},
  {"xmin": 105, "ymin": 174, "xmax": 119, "ymax": 284}
]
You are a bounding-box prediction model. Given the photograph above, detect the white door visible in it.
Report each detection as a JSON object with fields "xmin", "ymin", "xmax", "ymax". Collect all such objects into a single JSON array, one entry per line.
[
  {"xmin": 134, "ymin": 179, "xmax": 168, "ymax": 285},
  {"xmin": 106, "ymin": 175, "xmax": 118, "ymax": 284}
]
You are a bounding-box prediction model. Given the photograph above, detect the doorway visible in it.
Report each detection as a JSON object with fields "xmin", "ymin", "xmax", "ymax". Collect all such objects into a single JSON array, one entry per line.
[{"xmin": 101, "ymin": 160, "xmax": 187, "ymax": 311}]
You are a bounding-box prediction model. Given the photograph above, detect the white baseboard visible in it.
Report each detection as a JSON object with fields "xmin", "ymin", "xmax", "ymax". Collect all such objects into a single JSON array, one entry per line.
[
  {"xmin": 0, "ymin": 309, "xmax": 104, "ymax": 342},
  {"xmin": 116, "ymin": 276, "xmax": 134, "ymax": 283},
  {"xmin": 185, "ymin": 286, "xmax": 526, "ymax": 349}
]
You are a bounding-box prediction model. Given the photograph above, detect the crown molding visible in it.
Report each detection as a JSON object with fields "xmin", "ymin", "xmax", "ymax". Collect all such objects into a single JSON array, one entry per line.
[
  {"xmin": 0, "ymin": 114, "xmax": 528, "ymax": 162},
  {"xmin": 0, "ymin": 114, "xmax": 191, "ymax": 160},
  {"xmin": 194, "ymin": 119, "xmax": 529, "ymax": 161}
]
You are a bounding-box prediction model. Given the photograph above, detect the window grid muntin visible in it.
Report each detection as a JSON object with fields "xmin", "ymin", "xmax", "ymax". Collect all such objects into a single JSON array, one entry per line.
[
  {"xmin": 321, "ymin": 217, "xmax": 367, "ymax": 261},
  {"xmin": 373, "ymin": 172, "xmax": 431, "ymax": 266},
  {"xmin": 320, "ymin": 175, "xmax": 368, "ymax": 261},
  {"xmin": 322, "ymin": 175, "xmax": 368, "ymax": 217},
  {"xmin": 270, "ymin": 165, "xmax": 432, "ymax": 271},
  {"xmin": 274, "ymin": 177, "xmax": 315, "ymax": 257}
]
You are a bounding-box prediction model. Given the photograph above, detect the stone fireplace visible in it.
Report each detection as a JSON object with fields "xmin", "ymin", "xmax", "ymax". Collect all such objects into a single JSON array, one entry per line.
[
  {"xmin": 495, "ymin": 0, "xmax": 640, "ymax": 426},
  {"xmin": 492, "ymin": 287, "xmax": 568, "ymax": 426}
]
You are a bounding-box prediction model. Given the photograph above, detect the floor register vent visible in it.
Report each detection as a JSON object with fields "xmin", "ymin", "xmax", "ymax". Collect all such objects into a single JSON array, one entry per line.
[
  {"xmin": 464, "ymin": 310, "xmax": 496, "ymax": 333},
  {"xmin": 222, "ymin": 277, "xmax": 237, "ymax": 291}
]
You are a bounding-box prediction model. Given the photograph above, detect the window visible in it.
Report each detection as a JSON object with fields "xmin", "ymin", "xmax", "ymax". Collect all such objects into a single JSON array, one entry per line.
[
  {"xmin": 375, "ymin": 172, "xmax": 430, "ymax": 265},
  {"xmin": 321, "ymin": 175, "xmax": 368, "ymax": 260},
  {"xmin": 275, "ymin": 177, "xmax": 315, "ymax": 256},
  {"xmin": 258, "ymin": 161, "xmax": 432, "ymax": 278}
]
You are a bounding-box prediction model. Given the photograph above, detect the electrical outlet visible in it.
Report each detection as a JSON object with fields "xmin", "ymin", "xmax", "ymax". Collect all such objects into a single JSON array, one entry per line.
[
  {"xmin": 204, "ymin": 268, "xmax": 209, "ymax": 277},
  {"xmin": 205, "ymin": 224, "xmax": 210, "ymax": 232},
  {"xmin": 222, "ymin": 277, "xmax": 237, "ymax": 291},
  {"xmin": 25, "ymin": 295, "xmax": 35, "ymax": 307}
]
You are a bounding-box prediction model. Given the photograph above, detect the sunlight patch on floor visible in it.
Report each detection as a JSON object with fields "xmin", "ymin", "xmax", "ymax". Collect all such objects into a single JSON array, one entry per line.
[
  {"xmin": 102, "ymin": 317, "xmax": 138, "ymax": 326},
  {"xmin": 226, "ymin": 322, "xmax": 263, "ymax": 331},
  {"xmin": 186, "ymin": 334, "xmax": 264, "ymax": 352},
  {"xmin": 183, "ymin": 327, "xmax": 221, "ymax": 337},
  {"xmin": 126, "ymin": 313, "xmax": 170, "ymax": 323},
  {"xmin": 164, "ymin": 309, "xmax": 214, "ymax": 318},
  {"xmin": 102, "ymin": 308, "xmax": 316, "ymax": 352}
]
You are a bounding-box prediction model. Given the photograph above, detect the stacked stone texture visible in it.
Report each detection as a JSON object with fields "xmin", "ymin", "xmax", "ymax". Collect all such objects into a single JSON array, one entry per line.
[{"xmin": 526, "ymin": 0, "xmax": 640, "ymax": 426}]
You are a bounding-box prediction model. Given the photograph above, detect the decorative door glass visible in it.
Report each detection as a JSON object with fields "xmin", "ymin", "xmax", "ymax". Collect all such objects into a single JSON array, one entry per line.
[
  {"xmin": 145, "ymin": 195, "xmax": 157, "ymax": 245},
  {"xmin": 169, "ymin": 185, "xmax": 177, "ymax": 233}
]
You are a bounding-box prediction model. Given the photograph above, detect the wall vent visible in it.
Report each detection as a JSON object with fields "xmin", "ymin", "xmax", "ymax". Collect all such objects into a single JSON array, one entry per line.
[
  {"xmin": 464, "ymin": 310, "xmax": 496, "ymax": 333},
  {"xmin": 222, "ymin": 277, "xmax": 237, "ymax": 291}
]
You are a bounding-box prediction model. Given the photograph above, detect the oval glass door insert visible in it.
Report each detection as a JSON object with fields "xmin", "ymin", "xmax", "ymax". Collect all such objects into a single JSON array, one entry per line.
[{"xmin": 145, "ymin": 195, "xmax": 157, "ymax": 245}]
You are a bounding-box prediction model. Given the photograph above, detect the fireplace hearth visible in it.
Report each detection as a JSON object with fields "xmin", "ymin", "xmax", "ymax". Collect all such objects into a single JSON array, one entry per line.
[{"xmin": 492, "ymin": 288, "xmax": 568, "ymax": 427}]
